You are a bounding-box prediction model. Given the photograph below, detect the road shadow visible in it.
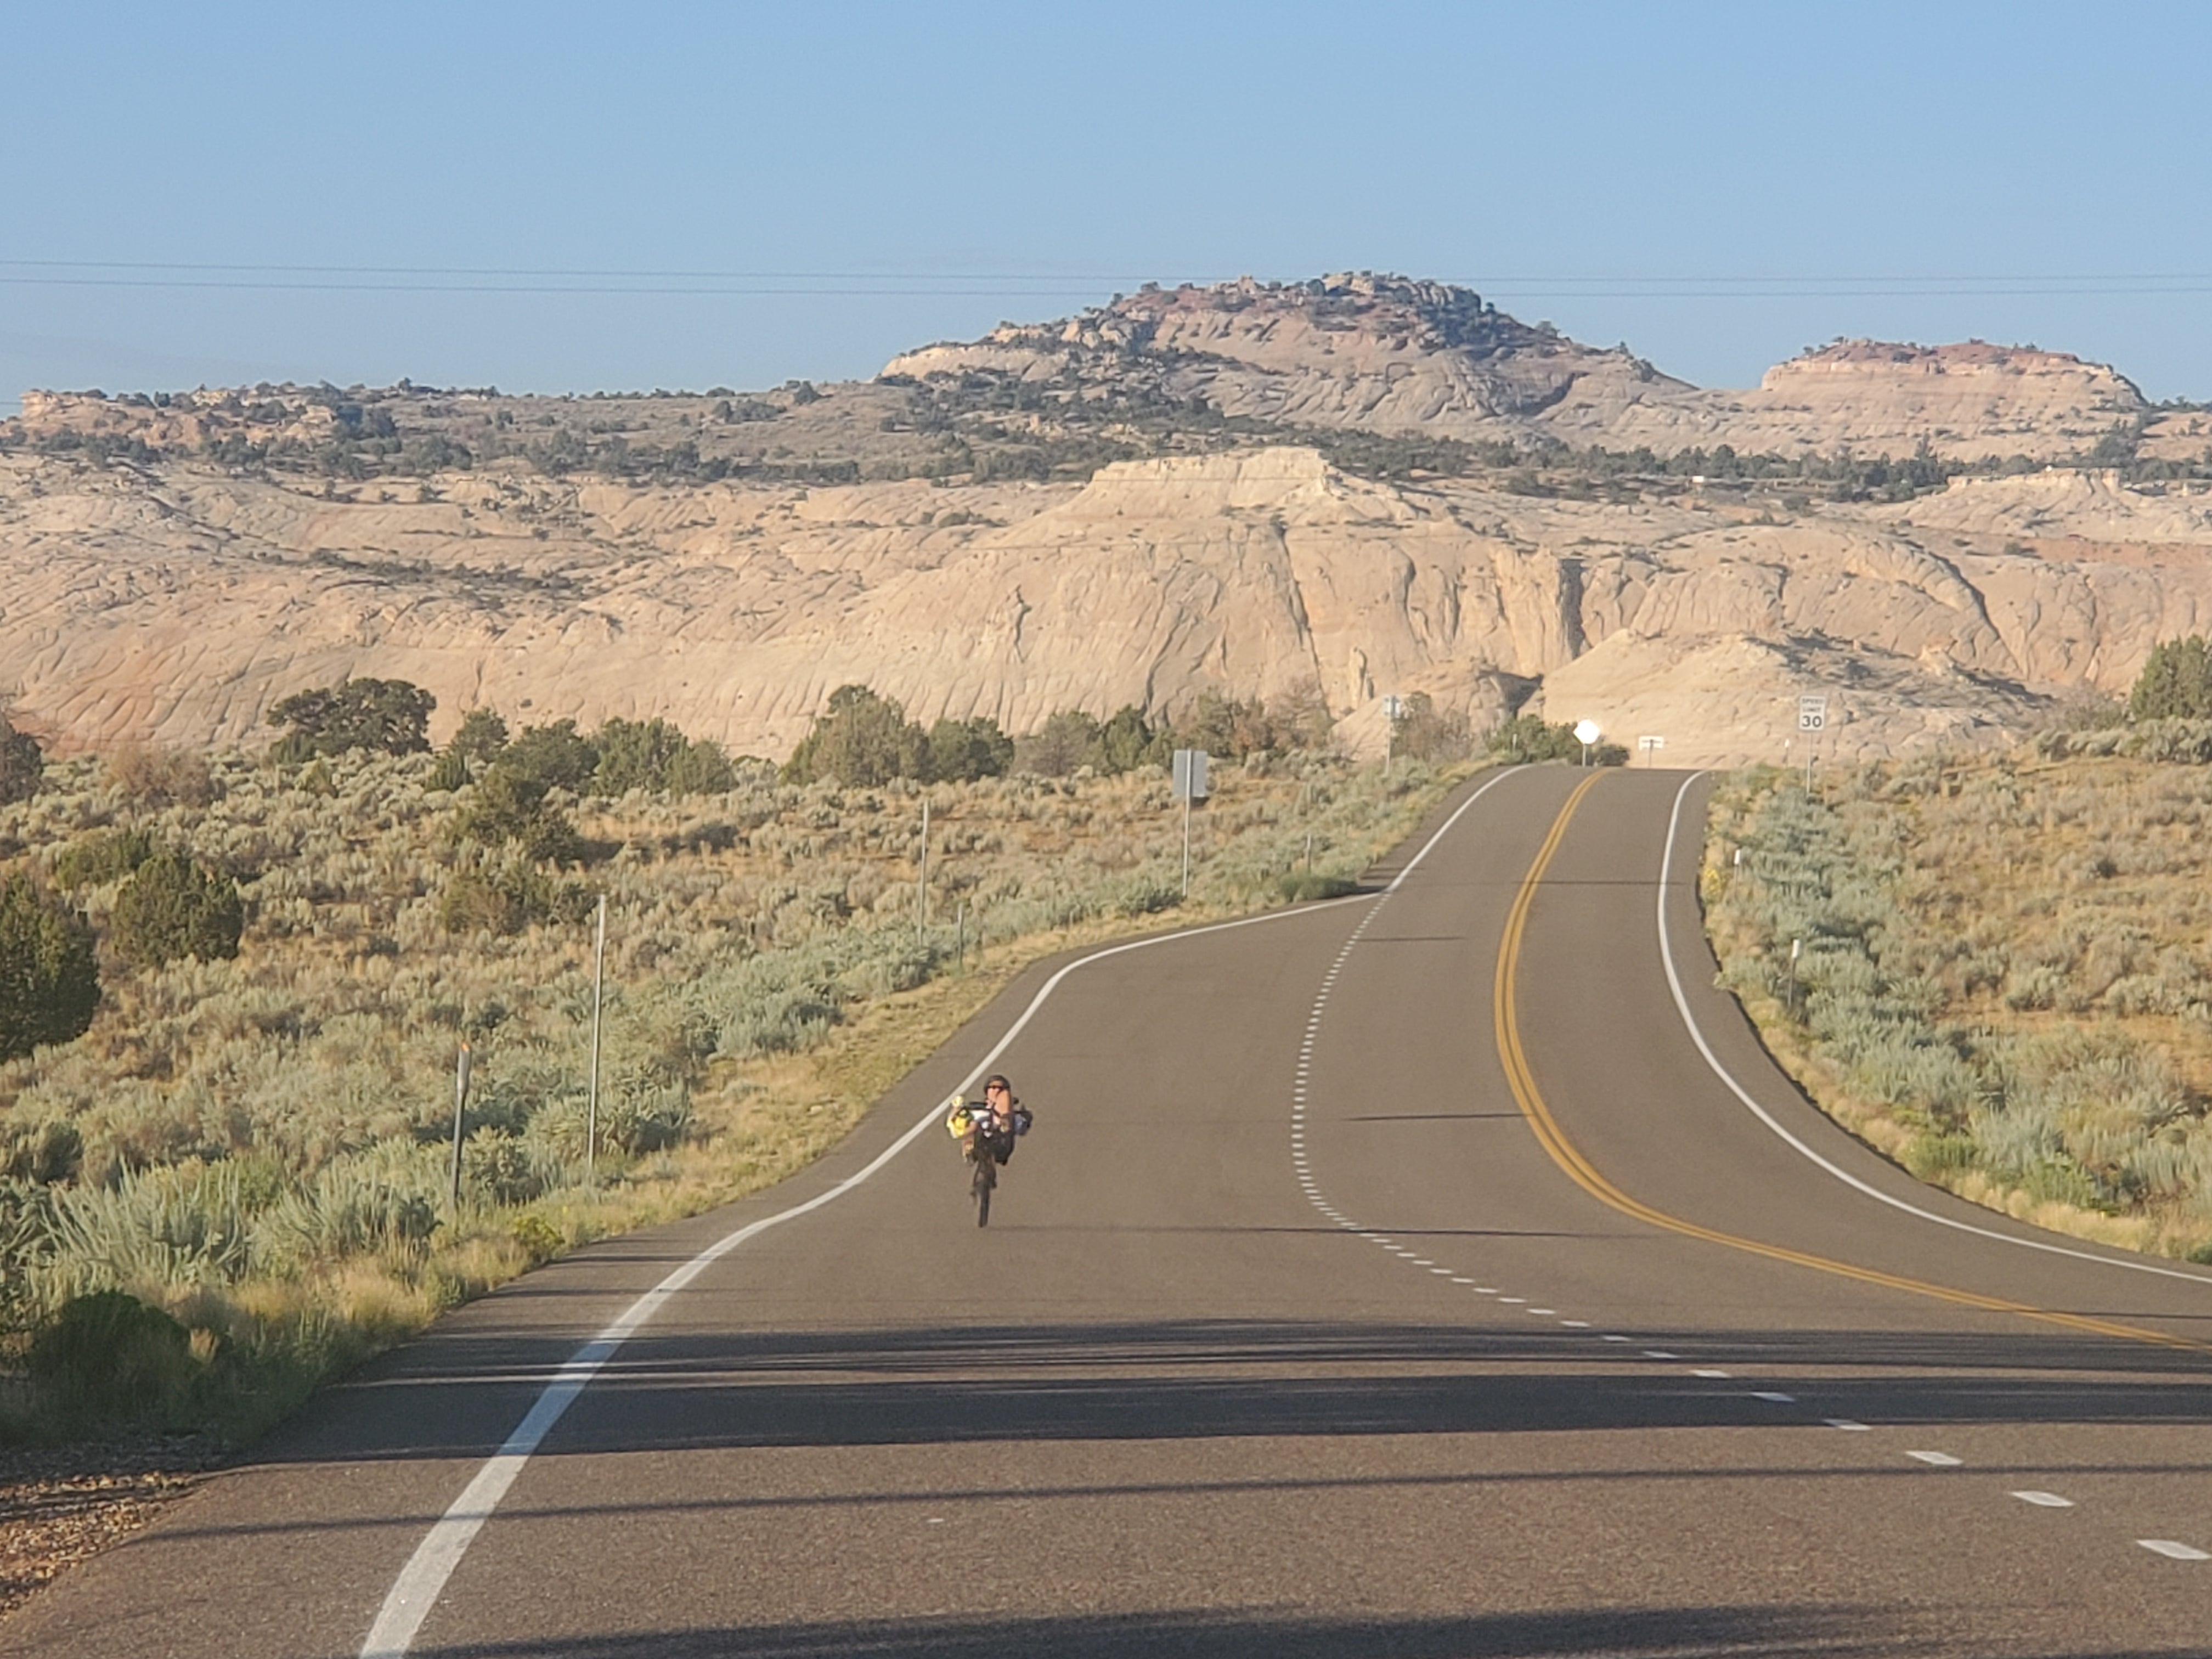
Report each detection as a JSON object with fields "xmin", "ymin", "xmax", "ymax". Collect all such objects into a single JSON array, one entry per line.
[
  {"xmin": 411, "ymin": 1602, "xmax": 1915, "ymax": 1659},
  {"xmin": 252, "ymin": 1318, "xmax": 2212, "ymax": 1470}
]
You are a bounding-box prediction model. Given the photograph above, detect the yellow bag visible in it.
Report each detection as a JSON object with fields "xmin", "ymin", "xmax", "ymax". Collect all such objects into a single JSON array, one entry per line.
[{"xmin": 944, "ymin": 1095, "xmax": 974, "ymax": 1137}]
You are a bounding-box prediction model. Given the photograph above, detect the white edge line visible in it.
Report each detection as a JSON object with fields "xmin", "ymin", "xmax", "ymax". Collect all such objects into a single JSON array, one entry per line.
[
  {"xmin": 1657, "ymin": 772, "xmax": 2212, "ymax": 1289},
  {"xmin": 1386, "ymin": 764, "xmax": 1522, "ymax": 894},
  {"xmin": 358, "ymin": 791, "xmax": 1517, "ymax": 1659}
]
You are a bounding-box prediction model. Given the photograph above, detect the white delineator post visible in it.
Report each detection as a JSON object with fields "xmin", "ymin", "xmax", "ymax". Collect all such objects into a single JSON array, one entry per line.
[
  {"xmin": 448, "ymin": 1041, "xmax": 472, "ymax": 1214},
  {"xmin": 585, "ymin": 893, "xmax": 606, "ymax": 1193}
]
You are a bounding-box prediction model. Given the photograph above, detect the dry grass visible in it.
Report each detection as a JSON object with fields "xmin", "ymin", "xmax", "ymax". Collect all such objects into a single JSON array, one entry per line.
[
  {"xmin": 1702, "ymin": 752, "xmax": 2212, "ymax": 1261},
  {"xmin": 0, "ymin": 742, "xmax": 1475, "ymax": 1440}
]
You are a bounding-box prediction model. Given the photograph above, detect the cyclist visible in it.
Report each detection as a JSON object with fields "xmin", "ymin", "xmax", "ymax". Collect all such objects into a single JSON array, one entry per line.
[{"xmin": 946, "ymin": 1074, "xmax": 1031, "ymax": 1166}]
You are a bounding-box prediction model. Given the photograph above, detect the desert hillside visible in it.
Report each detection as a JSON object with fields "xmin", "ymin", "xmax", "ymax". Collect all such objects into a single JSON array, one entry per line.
[{"xmin": 4, "ymin": 273, "xmax": 2210, "ymax": 765}]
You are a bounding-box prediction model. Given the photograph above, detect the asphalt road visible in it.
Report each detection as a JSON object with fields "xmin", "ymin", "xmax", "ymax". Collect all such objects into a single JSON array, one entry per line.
[{"xmin": 10, "ymin": 764, "xmax": 2211, "ymax": 1658}]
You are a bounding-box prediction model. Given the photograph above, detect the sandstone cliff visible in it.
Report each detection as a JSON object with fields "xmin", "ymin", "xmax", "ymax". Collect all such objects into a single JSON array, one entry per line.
[{"xmin": 4, "ymin": 274, "xmax": 2207, "ymax": 768}]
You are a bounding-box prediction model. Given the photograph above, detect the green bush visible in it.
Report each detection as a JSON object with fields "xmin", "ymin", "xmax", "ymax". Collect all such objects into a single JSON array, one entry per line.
[
  {"xmin": 51, "ymin": 826, "xmax": 160, "ymax": 889},
  {"xmin": 499, "ymin": 719, "xmax": 599, "ymax": 791},
  {"xmin": 449, "ymin": 764, "xmax": 584, "ymax": 863},
  {"xmin": 267, "ymin": 677, "xmax": 436, "ymax": 759},
  {"xmin": 0, "ymin": 716, "xmax": 44, "ymax": 806},
  {"xmin": 1277, "ymin": 872, "xmax": 1362, "ymax": 902},
  {"xmin": 0, "ymin": 873, "xmax": 100, "ymax": 1059},
  {"xmin": 2129, "ymin": 637, "xmax": 2212, "ymax": 721},
  {"xmin": 438, "ymin": 852, "xmax": 594, "ymax": 935},
  {"xmin": 925, "ymin": 716, "xmax": 1014, "ymax": 783},
  {"xmin": 110, "ymin": 852, "xmax": 245, "ymax": 968},
  {"xmin": 1020, "ymin": 710, "xmax": 1102, "ymax": 777},
  {"xmin": 783, "ymin": 686, "xmax": 928, "ymax": 785},
  {"xmin": 594, "ymin": 717, "xmax": 735, "ymax": 795},
  {"xmin": 450, "ymin": 708, "xmax": 510, "ymax": 761},
  {"xmin": 29, "ymin": 1290, "xmax": 195, "ymax": 1421}
]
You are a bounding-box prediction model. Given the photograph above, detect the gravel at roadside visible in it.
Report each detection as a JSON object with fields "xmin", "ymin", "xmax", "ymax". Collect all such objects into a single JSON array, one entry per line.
[{"xmin": 0, "ymin": 1441, "xmax": 216, "ymax": 1618}]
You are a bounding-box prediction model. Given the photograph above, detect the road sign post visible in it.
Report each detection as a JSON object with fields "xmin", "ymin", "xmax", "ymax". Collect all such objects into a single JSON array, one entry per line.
[
  {"xmin": 1637, "ymin": 735, "xmax": 1665, "ymax": 766},
  {"xmin": 1381, "ymin": 695, "xmax": 1405, "ymax": 780},
  {"xmin": 1798, "ymin": 696, "xmax": 1828, "ymax": 788},
  {"xmin": 1573, "ymin": 718, "xmax": 1602, "ymax": 769},
  {"xmin": 1172, "ymin": 749, "xmax": 1209, "ymax": 897}
]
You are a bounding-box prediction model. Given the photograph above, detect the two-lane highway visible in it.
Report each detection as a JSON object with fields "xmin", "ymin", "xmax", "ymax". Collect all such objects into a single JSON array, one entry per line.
[{"xmin": 10, "ymin": 764, "xmax": 2209, "ymax": 1657}]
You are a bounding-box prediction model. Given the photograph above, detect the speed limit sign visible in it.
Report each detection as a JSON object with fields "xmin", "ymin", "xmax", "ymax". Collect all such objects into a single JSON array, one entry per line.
[{"xmin": 1798, "ymin": 696, "xmax": 1828, "ymax": 732}]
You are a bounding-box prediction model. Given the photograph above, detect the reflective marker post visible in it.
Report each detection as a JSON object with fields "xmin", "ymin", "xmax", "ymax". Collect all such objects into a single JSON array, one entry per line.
[
  {"xmin": 585, "ymin": 893, "xmax": 606, "ymax": 1193},
  {"xmin": 448, "ymin": 1041, "xmax": 472, "ymax": 1215}
]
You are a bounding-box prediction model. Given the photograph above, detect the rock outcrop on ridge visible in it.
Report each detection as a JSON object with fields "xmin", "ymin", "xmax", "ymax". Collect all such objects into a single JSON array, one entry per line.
[{"xmin": 3, "ymin": 273, "xmax": 2209, "ymax": 766}]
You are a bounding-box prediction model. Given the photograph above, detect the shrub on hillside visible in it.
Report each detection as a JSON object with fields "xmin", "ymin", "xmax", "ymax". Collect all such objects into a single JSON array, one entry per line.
[
  {"xmin": 438, "ymin": 851, "xmax": 594, "ymax": 935},
  {"xmin": 499, "ymin": 719, "xmax": 599, "ymax": 792},
  {"xmin": 268, "ymin": 678, "xmax": 436, "ymax": 760},
  {"xmin": 925, "ymin": 716, "xmax": 1014, "ymax": 783},
  {"xmin": 449, "ymin": 764, "xmax": 585, "ymax": 864},
  {"xmin": 103, "ymin": 743, "xmax": 218, "ymax": 809},
  {"xmin": 110, "ymin": 853, "xmax": 245, "ymax": 967},
  {"xmin": 783, "ymin": 686, "xmax": 928, "ymax": 785},
  {"xmin": 1391, "ymin": 693, "xmax": 1474, "ymax": 764},
  {"xmin": 2129, "ymin": 636, "xmax": 2212, "ymax": 721},
  {"xmin": 0, "ymin": 716, "xmax": 42, "ymax": 806},
  {"xmin": 0, "ymin": 873, "xmax": 100, "ymax": 1060},
  {"xmin": 1019, "ymin": 710, "xmax": 1104, "ymax": 778},
  {"xmin": 594, "ymin": 717, "xmax": 735, "ymax": 795},
  {"xmin": 51, "ymin": 827, "xmax": 161, "ymax": 890}
]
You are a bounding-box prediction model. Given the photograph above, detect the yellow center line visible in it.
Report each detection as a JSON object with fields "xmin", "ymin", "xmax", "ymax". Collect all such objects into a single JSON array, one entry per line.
[{"xmin": 1492, "ymin": 771, "xmax": 2212, "ymax": 1358}]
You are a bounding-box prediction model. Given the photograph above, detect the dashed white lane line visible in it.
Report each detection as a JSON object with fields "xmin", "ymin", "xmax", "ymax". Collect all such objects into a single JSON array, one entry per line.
[
  {"xmin": 1560, "ymin": 1319, "xmax": 1590, "ymax": 1328},
  {"xmin": 2138, "ymin": 1539, "xmax": 2211, "ymax": 1560},
  {"xmin": 2011, "ymin": 1491, "xmax": 2075, "ymax": 1508},
  {"xmin": 1498, "ymin": 1297, "xmax": 1527, "ymax": 1305},
  {"xmin": 1449, "ymin": 1277, "xmax": 1474, "ymax": 1285},
  {"xmin": 1906, "ymin": 1451, "xmax": 1962, "ymax": 1466},
  {"xmin": 1527, "ymin": 1307, "xmax": 1558, "ymax": 1316},
  {"xmin": 1750, "ymin": 1391, "xmax": 1797, "ymax": 1403},
  {"xmin": 1691, "ymin": 1369, "xmax": 1731, "ymax": 1379},
  {"xmin": 1643, "ymin": 1350, "xmax": 1679, "ymax": 1360},
  {"xmin": 1824, "ymin": 1418, "xmax": 1871, "ymax": 1432},
  {"xmin": 1600, "ymin": 1334, "xmax": 1632, "ymax": 1343}
]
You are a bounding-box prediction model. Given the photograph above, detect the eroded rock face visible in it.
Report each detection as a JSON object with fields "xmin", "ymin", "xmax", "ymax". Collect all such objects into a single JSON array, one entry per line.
[
  {"xmin": 9, "ymin": 441, "xmax": 2210, "ymax": 767},
  {"xmin": 888, "ymin": 280, "xmax": 2148, "ymax": 463},
  {"xmin": 5, "ymin": 275, "xmax": 2207, "ymax": 766}
]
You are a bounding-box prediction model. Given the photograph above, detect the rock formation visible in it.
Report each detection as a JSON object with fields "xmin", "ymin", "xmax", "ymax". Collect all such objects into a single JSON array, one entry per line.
[{"xmin": 3, "ymin": 274, "xmax": 2207, "ymax": 766}]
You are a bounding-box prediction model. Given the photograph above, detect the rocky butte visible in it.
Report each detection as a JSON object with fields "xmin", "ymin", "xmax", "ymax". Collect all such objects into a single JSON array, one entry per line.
[{"xmin": 4, "ymin": 273, "xmax": 2210, "ymax": 766}]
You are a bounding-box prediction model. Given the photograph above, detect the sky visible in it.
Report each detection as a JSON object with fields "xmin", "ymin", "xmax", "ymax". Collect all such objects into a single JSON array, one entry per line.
[{"xmin": 7, "ymin": 1, "xmax": 2212, "ymax": 412}]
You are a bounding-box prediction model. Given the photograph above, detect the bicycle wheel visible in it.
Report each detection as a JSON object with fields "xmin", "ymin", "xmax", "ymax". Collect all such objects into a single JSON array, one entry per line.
[{"xmin": 972, "ymin": 1152, "xmax": 994, "ymax": 1227}]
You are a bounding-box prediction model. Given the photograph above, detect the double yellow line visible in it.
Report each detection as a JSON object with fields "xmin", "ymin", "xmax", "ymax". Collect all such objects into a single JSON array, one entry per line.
[{"xmin": 1492, "ymin": 772, "xmax": 2212, "ymax": 1358}]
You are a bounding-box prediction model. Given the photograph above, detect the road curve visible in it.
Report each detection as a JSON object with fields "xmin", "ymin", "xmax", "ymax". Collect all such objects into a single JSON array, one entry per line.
[{"xmin": 8, "ymin": 765, "xmax": 2210, "ymax": 1658}]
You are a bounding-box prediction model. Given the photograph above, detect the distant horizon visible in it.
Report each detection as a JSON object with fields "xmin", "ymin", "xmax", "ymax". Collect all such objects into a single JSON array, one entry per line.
[{"xmin": 5, "ymin": 272, "xmax": 2197, "ymax": 416}]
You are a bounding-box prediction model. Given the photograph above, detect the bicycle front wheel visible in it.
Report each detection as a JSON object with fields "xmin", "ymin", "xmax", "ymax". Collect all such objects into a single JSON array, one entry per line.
[{"xmin": 972, "ymin": 1153, "xmax": 994, "ymax": 1227}]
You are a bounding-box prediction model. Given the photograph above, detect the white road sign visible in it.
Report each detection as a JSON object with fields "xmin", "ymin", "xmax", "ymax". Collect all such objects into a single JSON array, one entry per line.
[
  {"xmin": 1572, "ymin": 719, "xmax": 1602, "ymax": 747},
  {"xmin": 1798, "ymin": 696, "xmax": 1828, "ymax": 732},
  {"xmin": 1171, "ymin": 748, "xmax": 1210, "ymax": 802}
]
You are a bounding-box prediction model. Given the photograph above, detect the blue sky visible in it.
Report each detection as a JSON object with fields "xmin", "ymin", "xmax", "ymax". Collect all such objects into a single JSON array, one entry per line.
[{"xmin": 7, "ymin": 1, "xmax": 2210, "ymax": 410}]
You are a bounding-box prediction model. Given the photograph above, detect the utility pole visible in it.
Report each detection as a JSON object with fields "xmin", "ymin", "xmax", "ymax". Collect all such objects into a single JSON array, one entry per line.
[
  {"xmin": 448, "ymin": 1041, "xmax": 472, "ymax": 1215},
  {"xmin": 585, "ymin": 893, "xmax": 606, "ymax": 1193}
]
